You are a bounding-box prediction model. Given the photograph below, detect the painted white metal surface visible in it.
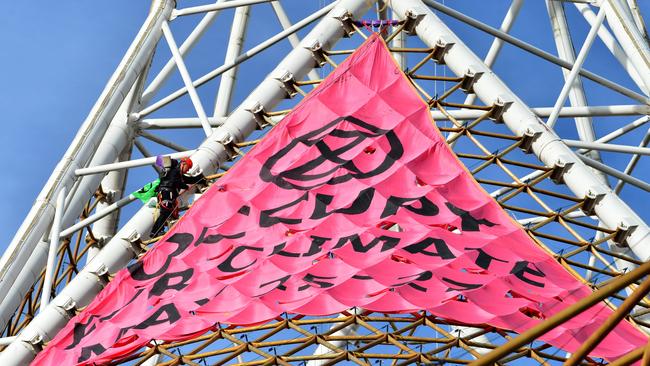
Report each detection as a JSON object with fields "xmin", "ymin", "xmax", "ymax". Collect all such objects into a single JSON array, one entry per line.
[
  {"xmin": 2, "ymin": 0, "xmax": 650, "ymax": 364},
  {"xmin": 0, "ymin": 0, "xmax": 174, "ymax": 318},
  {"xmin": 396, "ymin": 0, "xmax": 650, "ymax": 259},
  {"xmin": 0, "ymin": 1, "xmax": 376, "ymax": 363}
]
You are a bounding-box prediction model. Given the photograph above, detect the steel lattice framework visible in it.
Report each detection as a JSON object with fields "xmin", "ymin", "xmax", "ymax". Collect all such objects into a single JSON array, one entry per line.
[{"xmin": 1, "ymin": 0, "xmax": 650, "ymax": 365}]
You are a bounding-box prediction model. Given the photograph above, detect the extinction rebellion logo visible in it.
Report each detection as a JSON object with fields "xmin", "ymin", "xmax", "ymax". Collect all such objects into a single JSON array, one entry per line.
[{"xmin": 260, "ymin": 116, "xmax": 404, "ymax": 190}]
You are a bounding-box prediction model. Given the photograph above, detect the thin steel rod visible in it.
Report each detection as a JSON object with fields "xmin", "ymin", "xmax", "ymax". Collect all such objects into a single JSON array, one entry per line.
[
  {"xmin": 0, "ymin": 0, "xmax": 174, "ymax": 311},
  {"xmin": 134, "ymin": 140, "xmax": 162, "ymax": 174},
  {"xmin": 564, "ymin": 276, "xmax": 650, "ymax": 365},
  {"xmin": 0, "ymin": 2, "xmax": 376, "ymax": 363},
  {"xmin": 137, "ymin": 3, "xmax": 336, "ymax": 118},
  {"xmin": 138, "ymin": 130, "xmax": 190, "ymax": 152},
  {"xmin": 270, "ymin": 1, "xmax": 321, "ymax": 83},
  {"xmin": 88, "ymin": 146, "xmax": 132, "ymax": 262},
  {"xmin": 214, "ymin": 5, "xmax": 251, "ymax": 117},
  {"xmin": 469, "ymin": 259, "xmax": 650, "ymax": 366},
  {"xmin": 626, "ymin": 0, "xmax": 649, "ymax": 40},
  {"xmin": 423, "ymin": 0, "xmax": 650, "ymax": 105},
  {"xmin": 575, "ymin": 3, "xmax": 648, "ymax": 94},
  {"xmin": 593, "ymin": 116, "xmax": 650, "ymax": 145},
  {"xmin": 172, "ymin": 0, "xmax": 274, "ymax": 18},
  {"xmin": 546, "ymin": 5, "xmax": 606, "ymax": 128},
  {"xmin": 615, "ymin": 129, "xmax": 650, "ymax": 194},
  {"xmin": 517, "ymin": 211, "xmax": 590, "ymax": 226},
  {"xmin": 602, "ymin": 0, "xmax": 650, "ymax": 94},
  {"xmin": 39, "ymin": 188, "xmax": 66, "ymax": 311},
  {"xmin": 75, "ymin": 150, "xmax": 195, "ymax": 176},
  {"xmin": 464, "ymin": 0, "xmax": 523, "ymax": 106},
  {"xmin": 547, "ymin": 0, "xmax": 603, "ymax": 181},
  {"xmin": 564, "ymin": 139, "xmax": 650, "ymax": 155},
  {"xmin": 59, "ymin": 195, "xmax": 138, "ymax": 238},
  {"xmin": 141, "ymin": 0, "xmax": 226, "ymax": 105},
  {"xmin": 161, "ymin": 21, "xmax": 213, "ymax": 137},
  {"xmin": 578, "ymin": 154, "xmax": 650, "ymax": 192},
  {"xmin": 139, "ymin": 105, "xmax": 650, "ymax": 129},
  {"xmin": 0, "ymin": 336, "xmax": 16, "ymax": 346},
  {"xmin": 140, "ymin": 116, "xmax": 228, "ymax": 129}
]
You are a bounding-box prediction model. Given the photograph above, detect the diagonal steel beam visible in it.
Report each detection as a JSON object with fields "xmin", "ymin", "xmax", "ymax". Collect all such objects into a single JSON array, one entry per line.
[
  {"xmin": 392, "ymin": 0, "xmax": 650, "ymax": 264},
  {"xmin": 425, "ymin": 0, "xmax": 650, "ymax": 105},
  {"xmin": 0, "ymin": 0, "xmax": 175, "ymax": 327},
  {"xmin": 0, "ymin": 1, "xmax": 376, "ymax": 364}
]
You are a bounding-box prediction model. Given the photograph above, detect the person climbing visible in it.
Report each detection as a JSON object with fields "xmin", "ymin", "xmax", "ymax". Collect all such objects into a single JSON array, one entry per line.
[{"xmin": 150, "ymin": 156, "xmax": 204, "ymax": 237}]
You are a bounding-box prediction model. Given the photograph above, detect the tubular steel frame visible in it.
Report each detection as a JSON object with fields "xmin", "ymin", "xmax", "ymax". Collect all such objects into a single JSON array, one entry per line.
[{"xmin": 2, "ymin": 0, "xmax": 650, "ymax": 365}]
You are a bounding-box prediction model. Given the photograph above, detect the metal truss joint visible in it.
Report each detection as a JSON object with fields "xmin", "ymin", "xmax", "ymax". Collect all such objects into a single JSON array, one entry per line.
[
  {"xmin": 460, "ymin": 65, "xmax": 484, "ymax": 94},
  {"xmin": 213, "ymin": 129, "xmax": 239, "ymax": 161},
  {"xmin": 432, "ymin": 35, "xmax": 454, "ymax": 64},
  {"xmin": 333, "ymin": 8, "xmax": 355, "ymax": 38},
  {"xmin": 489, "ymin": 95, "xmax": 513, "ymax": 123},
  {"xmin": 89, "ymin": 262, "xmax": 111, "ymax": 285},
  {"xmin": 125, "ymin": 229, "xmax": 146, "ymax": 256},
  {"xmin": 519, "ymin": 125, "xmax": 544, "ymax": 154},
  {"xmin": 24, "ymin": 332, "xmax": 44, "ymax": 353},
  {"xmin": 246, "ymin": 102, "xmax": 273, "ymax": 130},
  {"xmin": 103, "ymin": 189, "xmax": 117, "ymax": 204},
  {"xmin": 613, "ymin": 219, "xmax": 638, "ymax": 246},
  {"xmin": 53, "ymin": 296, "xmax": 78, "ymax": 318},
  {"xmin": 403, "ymin": 9, "xmax": 425, "ymax": 35},
  {"xmin": 306, "ymin": 40, "xmax": 328, "ymax": 68},
  {"xmin": 550, "ymin": 156, "xmax": 574, "ymax": 184},
  {"xmin": 274, "ymin": 69, "xmax": 299, "ymax": 99},
  {"xmin": 581, "ymin": 187, "xmax": 606, "ymax": 216}
]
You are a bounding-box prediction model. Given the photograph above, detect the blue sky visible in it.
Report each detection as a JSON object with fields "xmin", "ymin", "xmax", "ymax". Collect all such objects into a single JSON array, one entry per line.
[
  {"xmin": 0, "ymin": 2, "xmax": 150, "ymax": 247},
  {"xmin": 1, "ymin": 1, "xmax": 649, "ymax": 253}
]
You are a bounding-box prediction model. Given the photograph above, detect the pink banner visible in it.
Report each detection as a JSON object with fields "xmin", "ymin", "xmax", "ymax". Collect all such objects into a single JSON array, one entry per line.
[{"xmin": 34, "ymin": 34, "xmax": 646, "ymax": 365}]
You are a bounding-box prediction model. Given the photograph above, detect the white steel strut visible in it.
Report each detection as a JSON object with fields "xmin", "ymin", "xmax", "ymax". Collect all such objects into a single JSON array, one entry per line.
[
  {"xmin": 1, "ymin": 0, "xmax": 650, "ymax": 365},
  {"xmin": 393, "ymin": 0, "xmax": 650, "ymax": 259},
  {"xmin": 0, "ymin": 0, "xmax": 175, "ymax": 327},
  {"xmin": 0, "ymin": 1, "xmax": 375, "ymax": 363}
]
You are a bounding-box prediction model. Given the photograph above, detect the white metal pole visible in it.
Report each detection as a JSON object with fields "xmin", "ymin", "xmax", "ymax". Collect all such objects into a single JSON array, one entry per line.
[
  {"xmin": 88, "ymin": 146, "xmax": 133, "ymax": 262},
  {"xmin": 614, "ymin": 129, "xmax": 650, "ymax": 193},
  {"xmin": 60, "ymin": 195, "xmax": 138, "ymax": 238},
  {"xmin": 39, "ymin": 188, "xmax": 66, "ymax": 311},
  {"xmin": 602, "ymin": 0, "xmax": 650, "ymax": 95},
  {"xmin": 141, "ymin": 0, "xmax": 226, "ymax": 106},
  {"xmin": 546, "ymin": 1, "xmax": 602, "ymax": 165},
  {"xmin": 172, "ymin": 0, "xmax": 273, "ymax": 18},
  {"xmin": 75, "ymin": 150, "xmax": 196, "ymax": 176},
  {"xmin": 575, "ymin": 3, "xmax": 648, "ymax": 95},
  {"xmin": 577, "ymin": 154, "xmax": 650, "ymax": 191},
  {"xmin": 214, "ymin": 5, "xmax": 251, "ymax": 118},
  {"xmin": 138, "ymin": 130, "xmax": 190, "ymax": 152},
  {"xmin": 161, "ymin": 21, "xmax": 213, "ymax": 137},
  {"xmin": 270, "ymin": 1, "xmax": 321, "ymax": 83},
  {"xmin": 464, "ymin": 0, "xmax": 523, "ymax": 106},
  {"xmin": 0, "ymin": 337, "xmax": 16, "ymax": 346},
  {"xmin": 447, "ymin": 0, "xmax": 523, "ymax": 145},
  {"xmin": 424, "ymin": 0, "xmax": 650, "ymax": 105},
  {"xmin": 397, "ymin": 0, "xmax": 649, "ymax": 258},
  {"xmin": 625, "ymin": 0, "xmax": 649, "ymax": 40},
  {"xmin": 139, "ymin": 105, "xmax": 650, "ymax": 129},
  {"xmin": 0, "ymin": 0, "xmax": 174, "ymax": 315},
  {"xmin": 137, "ymin": 3, "xmax": 338, "ymax": 118},
  {"xmin": 0, "ymin": 2, "xmax": 375, "ymax": 364},
  {"xmin": 546, "ymin": 6, "xmax": 606, "ymax": 129},
  {"xmin": 563, "ymin": 139, "xmax": 650, "ymax": 155}
]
